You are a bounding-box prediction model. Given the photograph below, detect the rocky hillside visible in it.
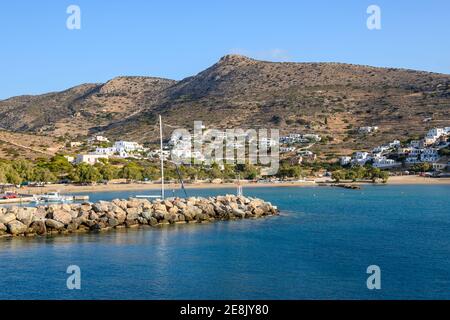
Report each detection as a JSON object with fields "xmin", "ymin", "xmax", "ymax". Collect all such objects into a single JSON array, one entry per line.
[
  {"xmin": 0, "ymin": 76, "xmax": 175, "ymax": 137},
  {"xmin": 1, "ymin": 55, "xmax": 449, "ymax": 158}
]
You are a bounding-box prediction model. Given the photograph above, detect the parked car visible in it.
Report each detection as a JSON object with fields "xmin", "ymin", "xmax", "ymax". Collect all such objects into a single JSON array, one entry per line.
[{"xmin": 1, "ymin": 192, "xmax": 18, "ymax": 199}]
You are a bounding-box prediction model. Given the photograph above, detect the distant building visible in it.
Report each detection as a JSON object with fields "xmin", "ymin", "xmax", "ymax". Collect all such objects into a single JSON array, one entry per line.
[
  {"xmin": 88, "ymin": 135, "xmax": 109, "ymax": 143},
  {"xmin": 302, "ymin": 134, "xmax": 321, "ymax": 142},
  {"xmin": 358, "ymin": 126, "xmax": 379, "ymax": 134},
  {"xmin": 420, "ymin": 149, "xmax": 439, "ymax": 163},
  {"xmin": 340, "ymin": 156, "xmax": 352, "ymax": 166},
  {"xmin": 280, "ymin": 146, "xmax": 296, "ymax": 153},
  {"xmin": 372, "ymin": 156, "xmax": 401, "ymax": 169},
  {"xmin": 410, "ymin": 140, "xmax": 424, "ymax": 149},
  {"xmin": 114, "ymin": 141, "xmax": 143, "ymax": 152},
  {"xmin": 352, "ymin": 152, "xmax": 371, "ymax": 165},
  {"xmin": 70, "ymin": 141, "xmax": 82, "ymax": 147},
  {"xmin": 75, "ymin": 154, "xmax": 108, "ymax": 165},
  {"xmin": 432, "ymin": 161, "xmax": 448, "ymax": 171}
]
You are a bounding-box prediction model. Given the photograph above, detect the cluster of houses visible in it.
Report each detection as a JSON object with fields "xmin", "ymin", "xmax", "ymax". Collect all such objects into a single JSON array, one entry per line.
[
  {"xmin": 340, "ymin": 127, "xmax": 450, "ymax": 171},
  {"xmin": 66, "ymin": 136, "xmax": 148, "ymax": 165},
  {"xmin": 279, "ymin": 133, "xmax": 321, "ymax": 155}
]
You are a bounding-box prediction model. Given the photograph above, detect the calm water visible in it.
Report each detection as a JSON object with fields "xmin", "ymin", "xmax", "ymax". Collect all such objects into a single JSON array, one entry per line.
[{"xmin": 1, "ymin": 185, "xmax": 450, "ymax": 299}]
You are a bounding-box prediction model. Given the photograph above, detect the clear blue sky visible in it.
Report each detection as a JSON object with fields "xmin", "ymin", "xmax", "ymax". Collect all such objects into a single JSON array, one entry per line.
[{"xmin": 0, "ymin": 0, "xmax": 449, "ymax": 99}]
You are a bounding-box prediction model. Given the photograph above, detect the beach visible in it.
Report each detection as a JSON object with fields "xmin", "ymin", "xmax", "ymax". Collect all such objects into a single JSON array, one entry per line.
[{"xmin": 10, "ymin": 175, "xmax": 450, "ymax": 195}]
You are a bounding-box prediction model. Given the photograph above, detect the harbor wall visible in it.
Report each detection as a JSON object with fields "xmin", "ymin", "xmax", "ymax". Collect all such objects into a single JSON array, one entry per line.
[{"xmin": 0, "ymin": 195, "xmax": 278, "ymax": 237}]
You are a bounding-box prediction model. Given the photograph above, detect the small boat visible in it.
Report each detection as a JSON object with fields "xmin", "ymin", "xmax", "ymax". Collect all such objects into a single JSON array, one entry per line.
[{"xmin": 33, "ymin": 192, "xmax": 73, "ymax": 203}]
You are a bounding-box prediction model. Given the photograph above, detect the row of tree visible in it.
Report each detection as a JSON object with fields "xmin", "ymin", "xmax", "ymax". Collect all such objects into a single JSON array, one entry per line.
[
  {"xmin": 0, "ymin": 155, "xmax": 393, "ymax": 185},
  {"xmin": 0, "ymin": 156, "xmax": 263, "ymax": 184},
  {"xmin": 332, "ymin": 166, "xmax": 389, "ymax": 183}
]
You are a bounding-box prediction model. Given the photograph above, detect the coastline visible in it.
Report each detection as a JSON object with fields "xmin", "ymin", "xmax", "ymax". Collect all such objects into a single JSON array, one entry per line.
[{"xmin": 12, "ymin": 175, "xmax": 450, "ymax": 195}]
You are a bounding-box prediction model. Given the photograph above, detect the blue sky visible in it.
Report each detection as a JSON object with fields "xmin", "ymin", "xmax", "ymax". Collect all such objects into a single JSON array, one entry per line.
[{"xmin": 0, "ymin": 0, "xmax": 449, "ymax": 99}]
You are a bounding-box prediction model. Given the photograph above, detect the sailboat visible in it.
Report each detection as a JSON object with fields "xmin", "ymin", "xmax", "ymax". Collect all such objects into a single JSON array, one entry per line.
[{"xmin": 136, "ymin": 115, "xmax": 165, "ymax": 200}]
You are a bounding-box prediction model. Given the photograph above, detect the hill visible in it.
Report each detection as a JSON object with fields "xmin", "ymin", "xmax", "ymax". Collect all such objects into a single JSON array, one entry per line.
[{"xmin": 1, "ymin": 55, "xmax": 449, "ymax": 160}]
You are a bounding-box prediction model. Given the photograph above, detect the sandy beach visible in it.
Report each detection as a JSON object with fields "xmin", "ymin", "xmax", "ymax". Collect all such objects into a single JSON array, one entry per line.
[{"xmin": 10, "ymin": 175, "xmax": 449, "ymax": 195}]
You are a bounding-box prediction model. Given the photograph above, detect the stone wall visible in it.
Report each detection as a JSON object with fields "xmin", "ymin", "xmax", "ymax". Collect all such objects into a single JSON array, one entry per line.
[{"xmin": 0, "ymin": 195, "xmax": 278, "ymax": 238}]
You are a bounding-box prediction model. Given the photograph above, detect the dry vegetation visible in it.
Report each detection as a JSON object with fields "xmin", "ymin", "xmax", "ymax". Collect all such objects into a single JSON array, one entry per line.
[{"xmin": 1, "ymin": 55, "xmax": 449, "ymax": 161}]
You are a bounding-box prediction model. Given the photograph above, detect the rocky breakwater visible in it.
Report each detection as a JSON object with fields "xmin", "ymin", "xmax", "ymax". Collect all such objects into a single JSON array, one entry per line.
[{"xmin": 0, "ymin": 195, "xmax": 278, "ymax": 238}]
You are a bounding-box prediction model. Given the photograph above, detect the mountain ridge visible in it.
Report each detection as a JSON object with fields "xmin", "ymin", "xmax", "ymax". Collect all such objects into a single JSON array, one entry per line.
[{"xmin": 1, "ymin": 55, "xmax": 449, "ymax": 159}]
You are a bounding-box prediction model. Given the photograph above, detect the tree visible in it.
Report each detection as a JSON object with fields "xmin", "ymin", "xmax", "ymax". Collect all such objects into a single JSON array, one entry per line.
[
  {"xmin": 72, "ymin": 163, "xmax": 101, "ymax": 183},
  {"xmin": 33, "ymin": 167, "xmax": 57, "ymax": 183},
  {"xmin": 0, "ymin": 165, "xmax": 7, "ymax": 184},
  {"xmin": 121, "ymin": 163, "xmax": 142, "ymax": 181},
  {"xmin": 6, "ymin": 169, "xmax": 22, "ymax": 185},
  {"xmin": 332, "ymin": 170, "xmax": 345, "ymax": 182},
  {"xmin": 12, "ymin": 160, "xmax": 34, "ymax": 182},
  {"xmin": 98, "ymin": 163, "xmax": 118, "ymax": 181}
]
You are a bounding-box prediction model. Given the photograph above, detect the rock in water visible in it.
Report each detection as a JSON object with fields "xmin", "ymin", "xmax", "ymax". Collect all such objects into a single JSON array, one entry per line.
[
  {"xmin": 7, "ymin": 220, "xmax": 28, "ymax": 235},
  {"xmin": 0, "ymin": 195, "xmax": 278, "ymax": 237},
  {"xmin": 52, "ymin": 210, "xmax": 72, "ymax": 225}
]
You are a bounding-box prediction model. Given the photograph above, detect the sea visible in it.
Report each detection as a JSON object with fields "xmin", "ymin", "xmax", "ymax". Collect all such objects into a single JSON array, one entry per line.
[{"xmin": 1, "ymin": 185, "xmax": 449, "ymax": 299}]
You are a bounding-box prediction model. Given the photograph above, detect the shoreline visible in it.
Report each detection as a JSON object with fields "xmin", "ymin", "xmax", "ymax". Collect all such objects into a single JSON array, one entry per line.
[
  {"xmin": 11, "ymin": 175, "xmax": 450, "ymax": 195},
  {"xmin": 0, "ymin": 196, "xmax": 278, "ymax": 238}
]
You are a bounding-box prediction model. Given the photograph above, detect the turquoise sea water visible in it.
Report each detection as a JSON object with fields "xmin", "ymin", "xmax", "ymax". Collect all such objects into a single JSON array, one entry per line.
[{"xmin": 1, "ymin": 185, "xmax": 449, "ymax": 299}]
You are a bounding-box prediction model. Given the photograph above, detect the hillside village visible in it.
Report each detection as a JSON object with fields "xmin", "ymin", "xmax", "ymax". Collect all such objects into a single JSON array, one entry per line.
[
  {"xmin": 65, "ymin": 125, "xmax": 450, "ymax": 178},
  {"xmin": 339, "ymin": 127, "xmax": 450, "ymax": 174}
]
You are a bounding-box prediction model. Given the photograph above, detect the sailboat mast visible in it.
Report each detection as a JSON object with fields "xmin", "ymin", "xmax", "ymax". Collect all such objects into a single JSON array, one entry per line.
[{"xmin": 159, "ymin": 115, "xmax": 165, "ymax": 199}]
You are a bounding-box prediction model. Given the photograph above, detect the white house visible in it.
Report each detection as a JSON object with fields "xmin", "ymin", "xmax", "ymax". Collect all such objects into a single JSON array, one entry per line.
[
  {"xmin": 410, "ymin": 140, "xmax": 423, "ymax": 149},
  {"xmin": 358, "ymin": 126, "xmax": 379, "ymax": 134},
  {"xmin": 432, "ymin": 162, "xmax": 448, "ymax": 171},
  {"xmin": 352, "ymin": 152, "xmax": 371, "ymax": 165},
  {"xmin": 426, "ymin": 128, "xmax": 445, "ymax": 140},
  {"xmin": 114, "ymin": 141, "xmax": 143, "ymax": 152},
  {"xmin": 340, "ymin": 156, "xmax": 352, "ymax": 166},
  {"xmin": 88, "ymin": 135, "xmax": 109, "ymax": 143},
  {"xmin": 372, "ymin": 145, "xmax": 389, "ymax": 154},
  {"xmin": 95, "ymin": 147, "xmax": 116, "ymax": 156},
  {"xmin": 302, "ymin": 134, "xmax": 321, "ymax": 142},
  {"xmin": 405, "ymin": 156, "xmax": 421, "ymax": 164},
  {"xmin": 372, "ymin": 156, "xmax": 401, "ymax": 169},
  {"xmin": 75, "ymin": 154, "xmax": 108, "ymax": 165},
  {"xmin": 389, "ymin": 140, "xmax": 401, "ymax": 148},
  {"xmin": 70, "ymin": 141, "xmax": 82, "ymax": 147},
  {"xmin": 420, "ymin": 149, "xmax": 440, "ymax": 163}
]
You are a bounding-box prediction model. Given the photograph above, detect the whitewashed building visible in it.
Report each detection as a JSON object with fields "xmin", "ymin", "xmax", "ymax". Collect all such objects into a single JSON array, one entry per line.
[
  {"xmin": 340, "ymin": 156, "xmax": 352, "ymax": 166},
  {"xmin": 75, "ymin": 154, "xmax": 108, "ymax": 165},
  {"xmin": 372, "ymin": 156, "xmax": 401, "ymax": 169}
]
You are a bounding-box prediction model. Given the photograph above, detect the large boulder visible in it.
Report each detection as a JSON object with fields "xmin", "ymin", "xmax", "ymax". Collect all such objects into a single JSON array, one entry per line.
[
  {"xmin": 112, "ymin": 199, "xmax": 128, "ymax": 210},
  {"xmin": 7, "ymin": 220, "xmax": 28, "ymax": 235},
  {"xmin": 115, "ymin": 209, "xmax": 126, "ymax": 224},
  {"xmin": 52, "ymin": 209, "xmax": 73, "ymax": 225},
  {"xmin": 141, "ymin": 211, "xmax": 152, "ymax": 220},
  {"xmin": 108, "ymin": 218, "xmax": 119, "ymax": 227},
  {"xmin": 33, "ymin": 207, "xmax": 48, "ymax": 220},
  {"xmin": 126, "ymin": 208, "xmax": 139, "ymax": 221},
  {"xmin": 30, "ymin": 220, "xmax": 46, "ymax": 235},
  {"xmin": 0, "ymin": 213, "xmax": 16, "ymax": 224},
  {"xmin": 16, "ymin": 207, "xmax": 36, "ymax": 227},
  {"xmin": 153, "ymin": 203, "xmax": 167, "ymax": 213},
  {"xmin": 232, "ymin": 208, "xmax": 246, "ymax": 219},
  {"xmin": 45, "ymin": 219, "xmax": 65, "ymax": 230},
  {"xmin": 92, "ymin": 200, "xmax": 110, "ymax": 213}
]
